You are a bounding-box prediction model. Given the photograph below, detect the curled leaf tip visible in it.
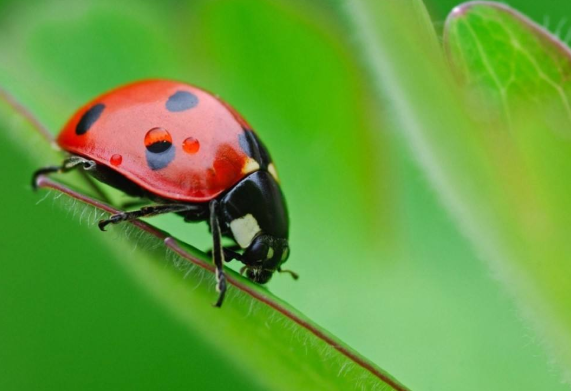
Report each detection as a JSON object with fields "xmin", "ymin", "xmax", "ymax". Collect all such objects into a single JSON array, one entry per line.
[
  {"xmin": 450, "ymin": 4, "xmax": 471, "ymax": 18},
  {"xmin": 446, "ymin": 1, "xmax": 518, "ymax": 24}
]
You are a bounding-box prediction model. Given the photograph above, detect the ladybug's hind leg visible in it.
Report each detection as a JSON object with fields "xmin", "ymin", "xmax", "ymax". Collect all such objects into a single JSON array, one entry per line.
[
  {"xmin": 32, "ymin": 156, "xmax": 96, "ymax": 190},
  {"xmin": 209, "ymin": 199, "xmax": 227, "ymax": 308}
]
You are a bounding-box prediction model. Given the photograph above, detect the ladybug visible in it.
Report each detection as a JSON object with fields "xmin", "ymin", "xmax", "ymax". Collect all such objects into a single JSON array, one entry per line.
[{"xmin": 33, "ymin": 79, "xmax": 296, "ymax": 307}]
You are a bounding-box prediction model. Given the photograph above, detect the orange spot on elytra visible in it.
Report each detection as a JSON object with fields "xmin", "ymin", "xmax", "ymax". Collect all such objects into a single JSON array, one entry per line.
[
  {"xmin": 110, "ymin": 154, "xmax": 122, "ymax": 167},
  {"xmin": 182, "ymin": 137, "xmax": 200, "ymax": 154}
]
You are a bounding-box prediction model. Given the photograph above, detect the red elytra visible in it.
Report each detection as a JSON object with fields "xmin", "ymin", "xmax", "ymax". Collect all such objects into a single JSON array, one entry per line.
[
  {"xmin": 35, "ymin": 78, "xmax": 292, "ymax": 307},
  {"xmin": 57, "ymin": 79, "xmax": 257, "ymax": 202}
]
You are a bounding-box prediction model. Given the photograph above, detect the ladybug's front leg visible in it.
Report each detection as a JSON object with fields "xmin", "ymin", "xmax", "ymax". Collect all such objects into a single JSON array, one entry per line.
[
  {"xmin": 206, "ymin": 245, "xmax": 243, "ymax": 263},
  {"xmin": 222, "ymin": 246, "xmax": 243, "ymax": 262},
  {"xmin": 209, "ymin": 199, "xmax": 227, "ymax": 308}
]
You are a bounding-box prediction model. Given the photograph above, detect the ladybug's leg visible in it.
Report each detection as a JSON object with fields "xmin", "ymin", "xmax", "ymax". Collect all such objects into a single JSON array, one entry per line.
[
  {"xmin": 32, "ymin": 156, "xmax": 96, "ymax": 190},
  {"xmin": 117, "ymin": 199, "xmax": 151, "ymax": 210},
  {"xmin": 206, "ymin": 245, "xmax": 243, "ymax": 262},
  {"xmin": 222, "ymin": 246, "xmax": 243, "ymax": 262},
  {"xmin": 209, "ymin": 200, "xmax": 227, "ymax": 308},
  {"xmin": 98, "ymin": 204, "xmax": 199, "ymax": 231}
]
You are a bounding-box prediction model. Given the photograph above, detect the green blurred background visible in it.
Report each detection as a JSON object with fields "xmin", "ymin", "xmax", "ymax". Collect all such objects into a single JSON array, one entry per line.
[{"xmin": 1, "ymin": 0, "xmax": 570, "ymax": 390}]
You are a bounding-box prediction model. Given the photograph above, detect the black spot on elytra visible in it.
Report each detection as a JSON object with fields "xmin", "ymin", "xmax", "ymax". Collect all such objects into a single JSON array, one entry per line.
[
  {"xmin": 146, "ymin": 145, "xmax": 175, "ymax": 171},
  {"xmin": 238, "ymin": 129, "xmax": 271, "ymax": 169},
  {"xmin": 76, "ymin": 103, "xmax": 105, "ymax": 135},
  {"xmin": 166, "ymin": 91, "xmax": 199, "ymax": 112}
]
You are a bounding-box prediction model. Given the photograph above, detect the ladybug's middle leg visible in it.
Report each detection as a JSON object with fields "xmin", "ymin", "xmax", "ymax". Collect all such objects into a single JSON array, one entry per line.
[{"xmin": 98, "ymin": 204, "xmax": 199, "ymax": 231}]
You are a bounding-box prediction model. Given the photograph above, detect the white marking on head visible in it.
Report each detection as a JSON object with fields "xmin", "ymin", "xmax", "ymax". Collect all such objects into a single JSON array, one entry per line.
[
  {"xmin": 281, "ymin": 247, "xmax": 289, "ymax": 262},
  {"xmin": 230, "ymin": 214, "xmax": 262, "ymax": 248},
  {"xmin": 242, "ymin": 158, "xmax": 260, "ymax": 175},
  {"xmin": 268, "ymin": 163, "xmax": 279, "ymax": 182},
  {"xmin": 266, "ymin": 247, "xmax": 274, "ymax": 260}
]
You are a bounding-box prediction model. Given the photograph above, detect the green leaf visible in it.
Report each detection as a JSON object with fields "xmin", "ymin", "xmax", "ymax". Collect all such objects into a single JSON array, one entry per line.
[
  {"xmin": 346, "ymin": 0, "xmax": 571, "ymax": 383},
  {"xmin": 444, "ymin": 1, "xmax": 571, "ymax": 380},
  {"xmin": 445, "ymin": 2, "xmax": 571, "ymax": 124}
]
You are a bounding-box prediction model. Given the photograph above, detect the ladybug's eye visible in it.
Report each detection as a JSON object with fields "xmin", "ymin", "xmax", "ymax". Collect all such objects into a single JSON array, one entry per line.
[{"xmin": 145, "ymin": 127, "xmax": 172, "ymax": 153}]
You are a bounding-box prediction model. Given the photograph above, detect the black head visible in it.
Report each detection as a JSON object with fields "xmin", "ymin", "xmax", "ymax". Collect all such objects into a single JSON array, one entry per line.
[
  {"xmin": 242, "ymin": 235, "xmax": 290, "ymax": 283},
  {"xmin": 218, "ymin": 170, "xmax": 290, "ymax": 284}
]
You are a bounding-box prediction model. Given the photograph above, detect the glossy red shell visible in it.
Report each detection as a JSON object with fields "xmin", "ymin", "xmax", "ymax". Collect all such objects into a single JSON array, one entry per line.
[{"xmin": 57, "ymin": 80, "xmax": 257, "ymax": 202}]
